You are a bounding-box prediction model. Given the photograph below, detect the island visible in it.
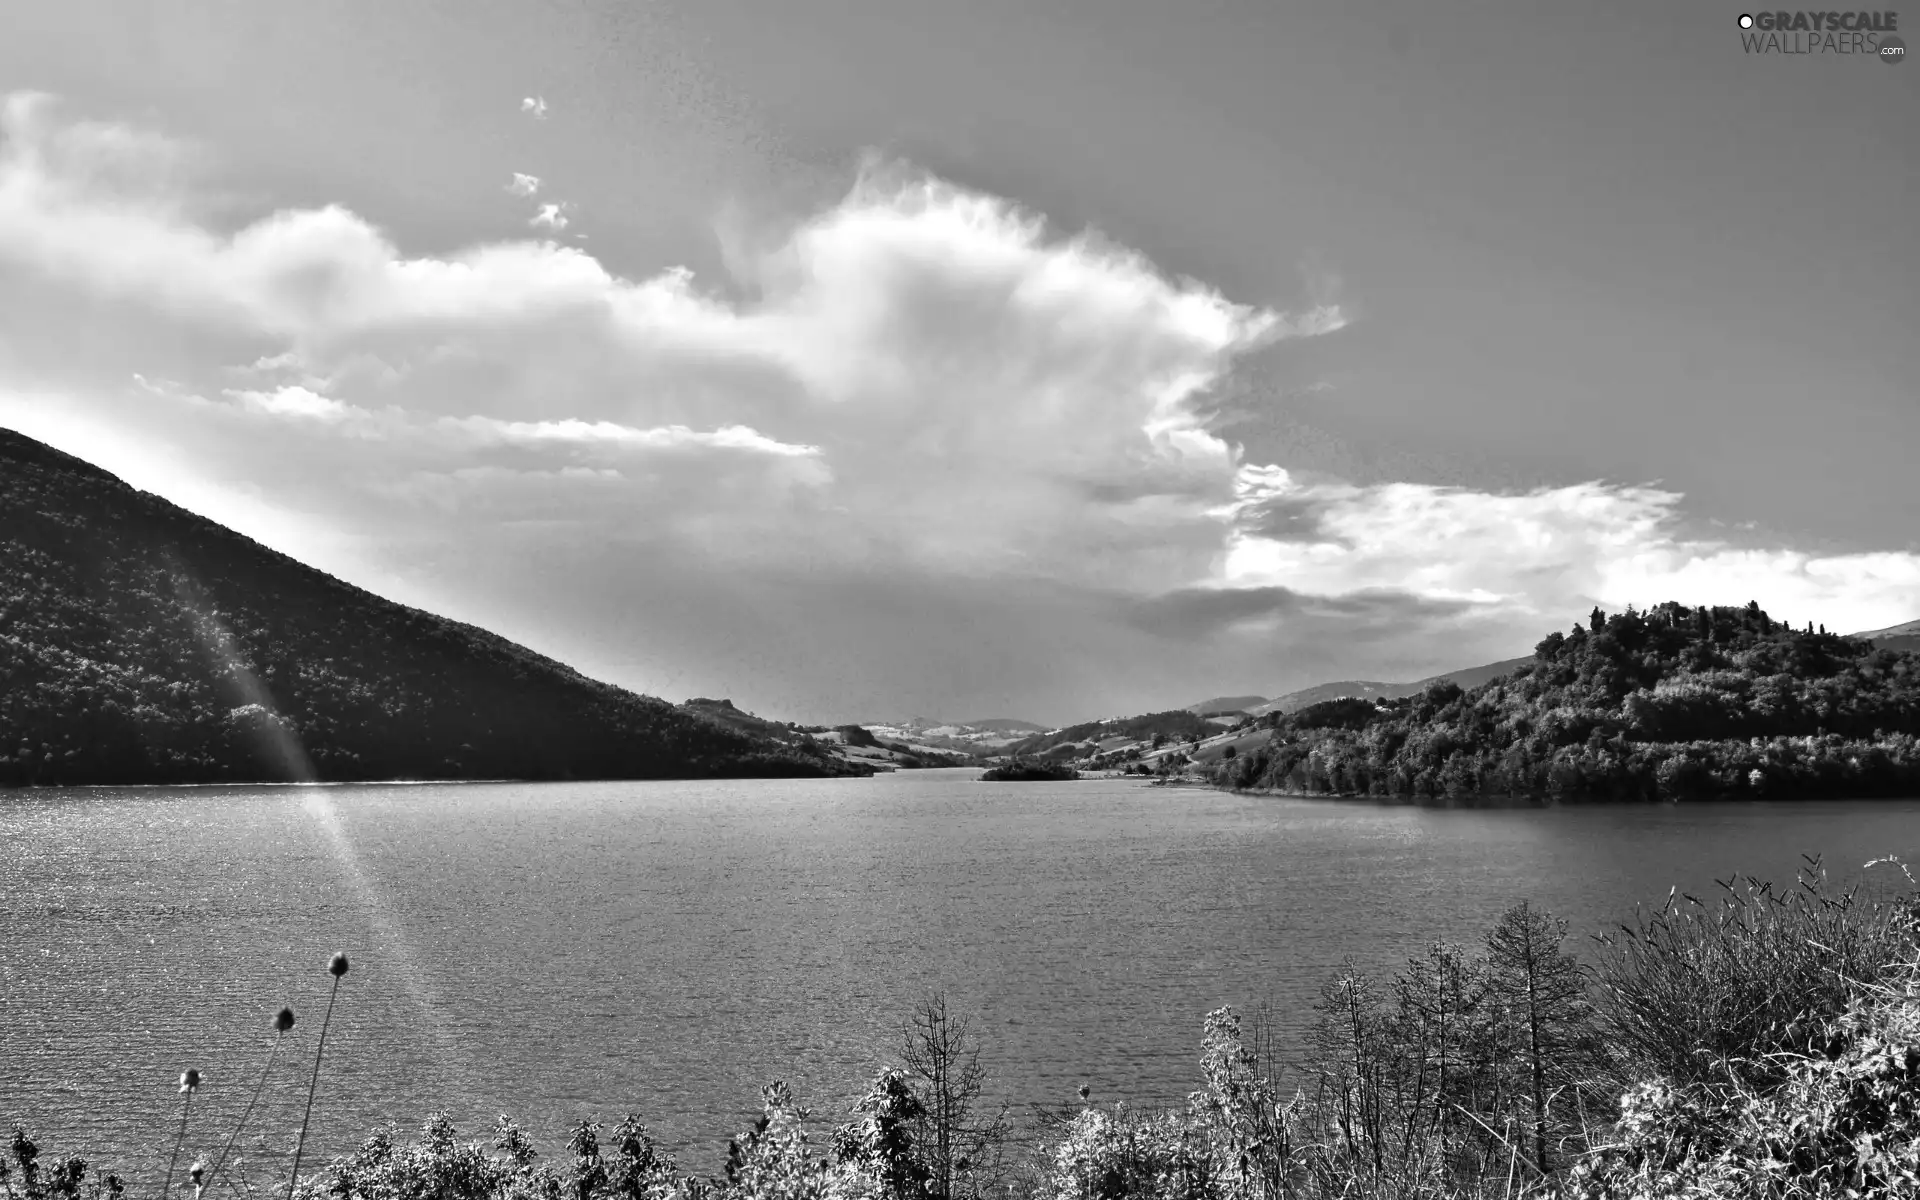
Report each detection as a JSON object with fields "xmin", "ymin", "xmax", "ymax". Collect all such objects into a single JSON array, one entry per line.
[{"xmin": 979, "ymin": 759, "xmax": 1080, "ymax": 782}]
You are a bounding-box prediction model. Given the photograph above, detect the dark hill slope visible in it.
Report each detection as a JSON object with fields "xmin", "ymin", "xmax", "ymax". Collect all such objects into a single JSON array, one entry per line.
[
  {"xmin": 1220, "ymin": 601, "xmax": 1920, "ymax": 802},
  {"xmin": 0, "ymin": 428, "xmax": 870, "ymax": 785}
]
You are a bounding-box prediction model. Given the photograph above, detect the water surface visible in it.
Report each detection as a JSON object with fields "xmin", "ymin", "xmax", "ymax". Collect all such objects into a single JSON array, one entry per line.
[{"xmin": 5, "ymin": 771, "xmax": 1918, "ymax": 1181}]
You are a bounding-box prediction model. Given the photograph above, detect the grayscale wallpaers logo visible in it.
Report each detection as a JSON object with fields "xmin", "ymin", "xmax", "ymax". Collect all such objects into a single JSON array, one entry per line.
[{"xmin": 1737, "ymin": 10, "xmax": 1904, "ymax": 58}]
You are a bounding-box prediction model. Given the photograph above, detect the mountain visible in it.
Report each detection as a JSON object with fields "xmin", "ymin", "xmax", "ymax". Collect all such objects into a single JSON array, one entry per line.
[
  {"xmin": 1005, "ymin": 709, "xmax": 1217, "ymax": 758},
  {"xmin": 1252, "ymin": 657, "xmax": 1534, "ymax": 716},
  {"xmin": 1218, "ymin": 602, "xmax": 1920, "ymax": 803},
  {"xmin": 817, "ymin": 723, "xmax": 972, "ymax": 770},
  {"xmin": 959, "ymin": 717, "xmax": 1049, "ymax": 733},
  {"xmin": 1186, "ymin": 695, "xmax": 1268, "ymax": 716},
  {"xmin": 1251, "ymin": 681, "xmax": 1404, "ymax": 716},
  {"xmin": 0, "ymin": 428, "xmax": 872, "ymax": 785},
  {"xmin": 1850, "ymin": 620, "xmax": 1920, "ymax": 656},
  {"xmin": 849, "ymin": 716, "xmax": 1049, "ymax": 755},
  {"xmin": 1424, "ymin": 655, "xmax": 1536, "ymax": 692}
]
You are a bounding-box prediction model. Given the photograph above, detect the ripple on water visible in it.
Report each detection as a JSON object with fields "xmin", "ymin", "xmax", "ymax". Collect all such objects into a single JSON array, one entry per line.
[{"xmin": 5, "ymin": 775, "xmax": 1920, "ymax": 1182}]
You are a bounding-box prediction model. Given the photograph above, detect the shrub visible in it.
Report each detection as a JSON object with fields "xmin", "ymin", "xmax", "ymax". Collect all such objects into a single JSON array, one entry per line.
[{"xmin": 1589, "ymin": 859, "xmax": 1920, "ymax": 1095}]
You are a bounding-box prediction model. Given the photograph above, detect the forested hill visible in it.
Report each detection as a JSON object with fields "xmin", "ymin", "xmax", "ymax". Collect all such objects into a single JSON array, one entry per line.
[
  {"xmin": 1220, "ymin": 600, "xmax": 1920, "ymax": 802},
  {"xmin": 0, "ymin": 428, "xmax": 871, "ymax": 785}
]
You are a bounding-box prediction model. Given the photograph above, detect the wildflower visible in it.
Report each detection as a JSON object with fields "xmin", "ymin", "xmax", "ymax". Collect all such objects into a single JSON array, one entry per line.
[
  {"xmin": 206, "ymin": 1007, "xmax": 297, "ymax": 1192},
  {"xmin": 290, "ymin": 953, "xmax": 352, "ymax": 1196},
  {"xmin": 163, "ymin": 1069, "xmax": 202, "ymax": 1199}
]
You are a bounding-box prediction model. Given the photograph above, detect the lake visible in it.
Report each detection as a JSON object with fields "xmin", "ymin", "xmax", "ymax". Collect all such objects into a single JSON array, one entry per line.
[{"xmin": 5, "ymin": 770, "xmax": 1919, "ymax": 1184}]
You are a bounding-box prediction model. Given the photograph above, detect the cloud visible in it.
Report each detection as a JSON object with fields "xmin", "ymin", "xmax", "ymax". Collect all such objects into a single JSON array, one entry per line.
[
  {"xmin": 506, "ymin": 173, "xmax": 540, "ymax": 198},
  {"xmin": 529, "ymin": 202, "xmax": 570, "ymax": 231},
  {"xmin": 198, "ymin": 382, "xmax": 822, "ymax": 465},
  {"xmin": 1214, "ymin": 467, "xmax": 1920, "ymax": 637},
  {"xmin": 0, "ymin": 96, "xmax": 1328, "ymax": 586},
  {"xmin": 227, "ymin": 384, "xmax": 356, "ymax": 421},
  {"xmin": 1, "ymin": 92, "xmax": 1914, "ymax": 717},
  {"xmin": 521, "ymin": 96, "xmax": 548, "ymax": 119},
  {"xmin": 445, "ymin": 415, "xmax": 823, "ymax": 458}
]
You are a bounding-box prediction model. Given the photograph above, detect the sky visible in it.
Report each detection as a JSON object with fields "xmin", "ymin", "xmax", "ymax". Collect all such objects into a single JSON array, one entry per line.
[{"xmin": 0, "ymin": 0, "xmax": 1915, "ymax": 726}]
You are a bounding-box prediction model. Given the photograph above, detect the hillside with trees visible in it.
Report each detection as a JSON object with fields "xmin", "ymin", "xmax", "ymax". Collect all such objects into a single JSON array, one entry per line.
[
  {"xmin": 1218, "ymin": 600, "xmax": 1920, "ymax": 802},
  {"xmin": 0, "ymin": 428, "xmax": 871, "ymax": 785}
]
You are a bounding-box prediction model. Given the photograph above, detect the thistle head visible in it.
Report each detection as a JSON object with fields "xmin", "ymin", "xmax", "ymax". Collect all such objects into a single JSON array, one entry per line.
[
  {"xmin": 180, "ymin": 1068, "xmax": 201, "ymax": 1093},
  {"xmin": 328, "ymin": 953, "xmax": 350, "ymax": 978},
  {"xmin": 275, "ymin": 1007, "xmax": 296, "ymax": 1033}
]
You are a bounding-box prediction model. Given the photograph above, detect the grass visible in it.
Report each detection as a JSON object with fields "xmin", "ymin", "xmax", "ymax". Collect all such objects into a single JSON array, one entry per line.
[
  {"xmin": 9, "ymin": 866, "xmax": 1920, "ymax": 1200},
  {"xmin": 1589, "ymin": 857, "xmax": 1919, "ymax": 1095}
]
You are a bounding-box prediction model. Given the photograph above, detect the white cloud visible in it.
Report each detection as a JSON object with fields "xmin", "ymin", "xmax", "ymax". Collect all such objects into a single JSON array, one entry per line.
[
  {"xmin": 227, "ymin": 385, "xmax": 356, "ymax": 421},
  {"xmin": 445, "ymin": 416, "xmax": 822, "ymax": 457},
  {"xmin": 1, "ymin": 92, "xmax": 1914, "ymax": 715},
  {"xmin": 0, "ymin": 96, "xmax": 1325, "ymax": 587},
  {"xmin": 520, "ymin": 96, "xmax": 548, "ymax": 119},
  {"xmin": 507, "ymin": 172, "xmax": 540, "ymax": 198},
  {"xmin": 1217, "ymin": 467, "xmax": 1920, "ymax": 635},
  {"xmin": 198, "ymin": 380, "xmax": 821, "ymax": 466},
  {"xmin": 529, "ymin": 202, "xmax": 569, "ymax": 231}
]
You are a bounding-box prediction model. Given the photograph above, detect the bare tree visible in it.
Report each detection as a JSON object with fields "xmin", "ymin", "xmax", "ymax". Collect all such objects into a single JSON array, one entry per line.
[
  {"xmin": 899, "ymin": 993, "xmax": 1013, "ymax": 1200},
  {"xmin": 1485, "ymin": 900, "xmax": 1599, "ymax": 1175}
]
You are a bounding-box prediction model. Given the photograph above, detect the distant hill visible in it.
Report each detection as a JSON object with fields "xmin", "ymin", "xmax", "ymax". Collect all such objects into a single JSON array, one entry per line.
[
  {"xmin": 1850, "ymin": 619, "xmax": 1920, "ymax": 656},
  {"xmin": 852, "ymin": 716, "xmax": 1046, "ymax": 755},
  {"xmin": 0, "ymin": 428, "xmax": 872, "ymax": 785},
  {"xmin": 1251, "ymin": 681, "xmax": 1404, "ymax": 716},
  {"xmin": 1005, "ymin": 709, "xmax": 1215, "ymax": 758},
  {"xmin": 1422, "ymin": 655, "xmax": 1535, "ymax": 692},
  {"xmin": 1219, "ymin": 602, "xmax": 1920, "ymax": 803},
  {"xmin": 819, "ymin": 723, "xmax": 971, "ymax": 770},
  {"xmin": 1252, "ymin": 657, "xmax": 1533, "ymax": 716},
  {"xmin": 959, "ymin": 717, "xmax": 1049, "ymax": 733},
  {"xmin": 868, "ymin": 715, "xmax": 949, "ymax": 733},
  {"xmin": 679, "ymin": 697, "xmax": 814, "ymax": 743},
  {"xmin": 1186, "ymin": 695, "xmax": 1268, "ymax": 716}
]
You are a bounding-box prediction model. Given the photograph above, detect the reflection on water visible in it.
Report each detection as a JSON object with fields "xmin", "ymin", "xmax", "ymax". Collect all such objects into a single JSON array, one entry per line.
[{"xmin": 5, "ymin": 770, "xmax": 1918, "ymax": 1182}]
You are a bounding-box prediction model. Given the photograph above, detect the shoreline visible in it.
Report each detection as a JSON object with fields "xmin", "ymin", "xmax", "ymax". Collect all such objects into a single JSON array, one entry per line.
[
  {"xmin": 1215, "ymin": 784, "xmax": 1559, "ymax": 808},
  {"xmin": 1204, "ymin": 782, "xmax": 1920, "ymax": 808}
]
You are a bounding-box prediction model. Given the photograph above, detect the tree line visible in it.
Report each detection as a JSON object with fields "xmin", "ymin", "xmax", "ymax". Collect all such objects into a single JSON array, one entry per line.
[{"xmin": 1217, "ymin": 601, "xmax": 1920, "ymax": 802}]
